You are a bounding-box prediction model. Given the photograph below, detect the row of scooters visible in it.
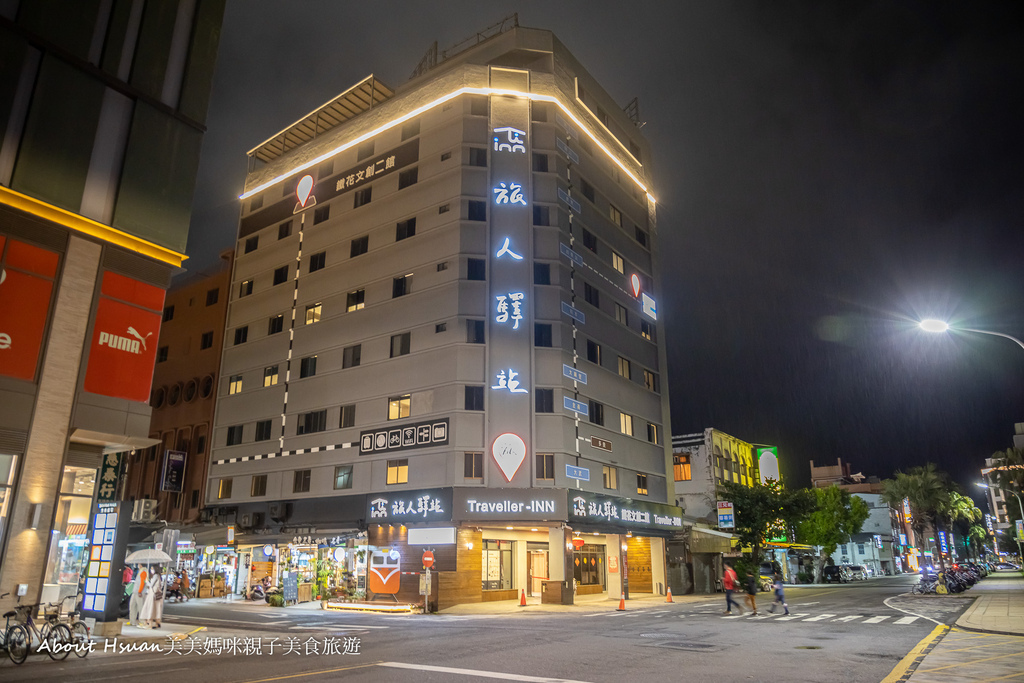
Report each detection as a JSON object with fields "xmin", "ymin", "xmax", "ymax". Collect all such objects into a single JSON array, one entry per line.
[{"xmin": 912, "ymin": 562, "xmax": 988, "ymax": 595}]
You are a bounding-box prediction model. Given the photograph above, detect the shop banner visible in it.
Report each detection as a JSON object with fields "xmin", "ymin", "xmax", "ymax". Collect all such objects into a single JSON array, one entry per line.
[
  {"xmin": 0, "ymin": 238, "xmax": 59, "ymax": 381},
  {"xmin": 452, "ymin": 487, "xmax": 568, "ymax": 522},
  {"xmin": 160, "ymin": 450, "xmax": 187, "ymax": 492},
  {"xmin": 367, "ymin": 487, "xmax": 452, "ymax": 524},
  {"xmin": 569, "ymin": 491, "xmax": 683, "ymax": 533}
]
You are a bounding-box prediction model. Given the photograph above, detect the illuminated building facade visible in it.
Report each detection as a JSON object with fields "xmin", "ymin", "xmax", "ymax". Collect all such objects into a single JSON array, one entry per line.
[
  {"xmin": 0, "ymin": 1, "xmax": 224, "ymax": 621},
  {"xmin": 208, "ymin": 23, "xmax": 677, "ymax": 607}
]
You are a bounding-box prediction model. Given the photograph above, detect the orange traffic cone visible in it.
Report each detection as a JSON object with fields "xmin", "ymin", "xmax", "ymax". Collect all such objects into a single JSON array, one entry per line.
[
  {"xmin": 666, "ymin": 587, "xmax": 674, "ymax": 603},
  {"xmin": 519, "ymin": 589, "xmax": 527, "ymax": 607},
  {"xmin": 617, "ymin": 592, "xmax": 626, "ymax": 611}
]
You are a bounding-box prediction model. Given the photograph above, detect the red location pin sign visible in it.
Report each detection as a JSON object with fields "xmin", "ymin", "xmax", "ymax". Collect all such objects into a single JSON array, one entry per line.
[
  {"xmin": 296, "ymin": 175, "xmax": 314, "ymax": 207},
  {"xmin": 630, "ymin": 274, "xmax": 641, "ymax": 298}
]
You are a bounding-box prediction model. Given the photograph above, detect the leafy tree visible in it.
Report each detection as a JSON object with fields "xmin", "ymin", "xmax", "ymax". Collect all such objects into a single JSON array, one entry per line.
[
  {"xmin": 881, "ymin": 463, "xmax": 952, "ymax": 570},
  {"xmin": 795, "ymin": 486, "xmax": 870, "ymax": 582},
  {"xmin": 941, "ymin": 491, "xmax": 982, "ymax": 561},
  {"xmin": 719, "ymin": 479, "xmax": 815, "ymax": 565},
  {"xmin": 967, "ymin": 524, "xmax": 989, "ymax": 561}
]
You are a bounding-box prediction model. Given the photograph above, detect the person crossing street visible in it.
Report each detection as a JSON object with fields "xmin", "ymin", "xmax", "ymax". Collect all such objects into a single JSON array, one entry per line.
[
  {"xmin": 767, "ymin": 570, "xmax": 790, "ymax": 615},
  {"xmin": 723, "ymin": 562, "xmax": 743, "ymax": 615}
]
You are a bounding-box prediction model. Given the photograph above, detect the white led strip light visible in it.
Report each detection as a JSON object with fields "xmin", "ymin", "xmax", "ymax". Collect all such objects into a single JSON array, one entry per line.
[{"xmin": 239, "ymin": 87, "xmax": 656, "ymax": 203}]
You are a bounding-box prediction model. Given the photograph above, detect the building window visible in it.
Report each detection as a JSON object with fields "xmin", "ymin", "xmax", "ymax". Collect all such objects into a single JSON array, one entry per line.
[
  {"xmin": 537, "ymin": 453, "xmax": 555, "ymax": 480},
  {"xmin": 533, "ymin": 205, "xmax": 550, "ymax": 226},
  {"xmin": 439, "ymin": 203, "xmax": 450, "ymax": 214},
  {"xmin": 618, "ymin": 357, "xmax": 631, "ymax": 380},
  {"xmin": 346, "ymin": 289, "xmax": 365, "ymax": 311},
  {"xmin": 636, "ymin": 473, "xmax": 648, "ymax": 496},
  {"xmin": 309, "ymin": 251, "xmax": 326, "ymax": 272},
  {"xmin": 589, "ymin": 400, "xmax": 604, "ymax": 426},
  {"xmin": 582, "ymin": 229, "xmax": 597, "ymax": 253},
  {"xmin": 467, "ymin": 258, "xmax": 485, "ymax": 281},
  {"xmin": 250, "ymin": 474, "xmax": 267, "ymax": 497},
  {"xmin": 206, "ymin": 288, "xmax": 219, "ymax": 306},
  {"xmin": 398, "ymin": 167, "xmax": 418, "ymax": 189},
  {"xmin": 393, "ymin": 274, "xmax": 410, "ymax": 298},
  {"xmin": 268, "ymin": 315, "xmax": 284, "ymax": 335},
  {"xmin": 388, "ymin": 394, "xmax": 411, "ymax": 420},
  {"xmin": 390, "ymin": 332, "xmax": 410, "ymax": 358},
  {"xmin": 273, "ymin": 265, "xmax": 288, "ymax": 285},
  {"xmin": 535, "ymin": 388, "xmax": 554, "ymax": 413},
  {"xmin": 603, "ymin": 466, "xmax": 617, "ymax": 490},
  {"xmin": 674, "ymin": 453, "xmax": 691, "ymax": 481},
  {"xmin": 615, "ymin": 304, "xmax": 629, "ymax": 326},
  {"xmin": 611, "ymin": 252, "xmax": 624, "ymax": 274},
  {"xmin": 340, "ymin": 404, "xmax": 356, "ymax": 428},
  {"xmin": 226, "ymin": 425, "xmax": 243, "ymax": 447},
  {"xmin": 190, "ymin": 490, "xmax": 200, "ymax": 508},
  {"xmin": 334, "ymin": 465, "xmax": 353, "ymax": 490},
  {"xmin": 534, "ymin": 262, "xmax": 551, "ymax": 285},
  {"xmin": 469, "ymin": 147, "xmax": 487, "ymax": 167},
  {"xmin": 157, "ymin": 346, "xmax": 169, "ymax": 363},
  {"xmin": 353, "ymin": 187, "xmax": 372, "ymax": 208},
  {"xmin": 643, "ymin": 370, "xmax": 658, "ymax": 392},
  {"xmin": 200, "ymin": 331, "xmax": 214, "ymax": 349},
  {"xmin": 465, "ymin": 386, "xmax": 484, "ymax": 411},
  {"xmin": 396, "ymin": 217, "xmax": 416, "ymax": 241},
  {"xmin": 313, "ymin": 205, "xmax": 330, "ymax": 224},
  {"xmin": 255, "ymin": 420, "xmax": 272, "ymax": 441},
  {"xmin": 163, "ymin": 305, "xmax": 175, "ymax": 322},
  {"xmin": 441, "ymin": 151, "xmax": 452, "ymax": 162},
  {"xmin": 351, "ymin": 235, "xmax": 369, "ymax": 257},
  {"xmin": 584, "ymin": 282, "xmax": 600, "ymax": 307},
  {"xmin": 535, "ymin": 323, "xmax": 552, "ymax": 347},
  {"xmin": 218, "ymin": 478, "xmax": 233, "ymax": 499},
  {"xmin": 641, "ymin": 320, "xmax": 654, "ymax": 341},
  {"xmin": 468, "ymin": 200, "xmax": 486, "ymax": 221},
  {"xmin": 635, "ymin": 226, "xmax": 648, "ymax": 247},
  {"xmin": 436, "ymin": 323, "xmax": 447, "ymax": 333},
  {"xmin": 620, "ymin": 413, "xmax": 634, "ymax": 436},
  {"xmin": 482, "ymin": 539, "xmax": 512, "ymax": 591},
  {"xmin": 234, "ymin": 326, "xmax": 248, "ymax": 345},
  {"xmin": 387, "ymin": 459, "xmax": 409, "ymax": 485},
  {"xmin": 532, "ymin": 153, "xmax": 549, "ymax": 173},
  {"xmin": 263, "ymin": 365, "xmax": 279, "ymax": 387},
  {"xmin": 342, "ymin": 345, "xmax": 361, "ymax": 368},
  {"xmin": 647, "ymin": 422, "xmax": 660, "ymax": 445},
  {"xmin": 239, "ymin": 279, "xmax": 253, "ymax": 297},
  {"xmin": 857, "ymin": 543, "xmax": 866, "ymax": 555},
  {"xmin": 464, "ymin": 452, "xmax": 483, "ymax": 479},
  {"xmin": 297, "ymin": 410, "xmax": 327, "ymax": 435},
  {"xmin": 244, "ymin": 236, "xmax": 258, "ymax": 254},
  {"xmin": 293, "ymin": 469, "xmax": 311, "ymax": 493},
  {"xmin": 305, "ymin": 302, "xmax": 322, "ymax": 325},
  {"xmin": 229, "ymin": 374, "xmax": 243, "ymax": 395},
  {"xmin": 401, "ymin": 119, "xmax": 420, "ymax": 140},
  {"xmin": 586, "ymin": 340, "xmax": 601, "ymax": 365},
  {"xmin": 278, "ymin": 221, "xmax": 292, "ymax": 239},
  {"xmin": 609, "ymin": 204, "xmax": 622, "ymax": 227},
  {"xmin": 299, "ymin": 355, "xmax": 317, "ymax": 378},
  {"xmin": 580, "ymin": 178, "xmax": 595, "ymax": 203},
  {"xmin": 437, "ymin": 261, "xmax": 449, "ymax": 272},
  {"xmin": 467, "ymin": 319, "xmax": 485, "ymax": 343}
]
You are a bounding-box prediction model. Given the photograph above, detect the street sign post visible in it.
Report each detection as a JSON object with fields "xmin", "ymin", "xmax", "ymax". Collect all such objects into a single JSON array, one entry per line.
[{"xmin": 717, "ymin": 501, "xmax": 735, "ymax": 530}]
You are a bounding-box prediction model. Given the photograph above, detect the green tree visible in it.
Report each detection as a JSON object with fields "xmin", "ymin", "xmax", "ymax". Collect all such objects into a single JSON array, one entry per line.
[
  {"xmin": 881, "ymin": 463, "xmax": 952, "ymax": 570},
  {"xmin": 795, "ymin": 486, "xmax": 870, "ymax": 582},
  {"xmin": 941, "ymin": 491, "xmax": 982, "ymax": 561},
  {"xmin": 967, "ymin": 524, "xmax": 989, "ymax": 561},
  {"xmin": 719, "ymin": 479, "xmax": 815, "ymax": 565}
]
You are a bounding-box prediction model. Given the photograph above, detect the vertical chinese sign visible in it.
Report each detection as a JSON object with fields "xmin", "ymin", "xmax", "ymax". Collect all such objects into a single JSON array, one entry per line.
[{"xmin": 83, "ymin": 453, "xmax": 130, "ymax": 623}]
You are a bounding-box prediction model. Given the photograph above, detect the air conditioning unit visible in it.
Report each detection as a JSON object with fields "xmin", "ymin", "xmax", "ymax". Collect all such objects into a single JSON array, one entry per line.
[
  {"xmin": 132, "ymin": 498, "xmax": 158, "ymax": 523},
  {"xmin": 268, "ymin": 502, "xmax": 291, "ymax": 523},
  {"xmin": 239, "ymin": 513, "xmax": 251, "ymax": 528}
]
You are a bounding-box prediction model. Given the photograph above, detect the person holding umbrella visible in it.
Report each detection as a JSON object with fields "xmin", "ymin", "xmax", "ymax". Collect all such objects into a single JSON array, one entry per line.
[{"xmin": 139, "ymin": 567, "xmax": 165, "ymax": 628}]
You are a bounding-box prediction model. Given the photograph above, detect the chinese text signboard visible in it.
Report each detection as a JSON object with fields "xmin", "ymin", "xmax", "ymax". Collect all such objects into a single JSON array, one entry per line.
[
  {"xmin": 366, "ymin": 488, "xmax": 453, "ymax": 524},
  {"xmin": 717, "ymin": 501, "xmax": 735, "ymax": 529},
  {"xmin": 97, "ymin": 452, "xmax": 123, "ymax": 502},
  {"xmin": 160, "ymin": 450, "xmax": 186, "ymax": 492},
  {"xmin": 569, "ymin": 491, "xmax": 683, "ymax": 533}
]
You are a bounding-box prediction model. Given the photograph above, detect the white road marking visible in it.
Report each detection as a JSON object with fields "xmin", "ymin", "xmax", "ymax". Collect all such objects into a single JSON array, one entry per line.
[
  {"xmin": 894, "ymin": 616, "xmax": 919, "ymax": 625},
  {"xmin": 832, "ymin": 615, "xmax": 863, "ymax": 622},
  {"xmin": 721, "ymin": 613, "xmax": 748, "ymax": 619},
  {"xmin": 747, "ymin": 613, "xmax": 777, "ymax": 620},
  {"xmin": 803, "ymin": 613, "xmax": 836, "ymax": 622},
  {"xmin": 774, "ymin": 613, "xmax": 804, "ymax": 621},
  {"xmin": 378, "ymin": 662, "xmax": 592, "ymax": 682},
  {"xmin": 882, "ymin": 595, "xmax": 944, "ymax": 626},
  {"xmin": 290, "ymin": 623, "xmax": 390, "ymax": 629},
  {"xmin": 863, "ymin": 616, "xmax": 890, "ymax": 624}
]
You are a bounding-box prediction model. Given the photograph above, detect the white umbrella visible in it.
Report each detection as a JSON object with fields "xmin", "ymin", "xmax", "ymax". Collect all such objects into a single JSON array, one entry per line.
[{"xmin": 126, "ymin": 548, "xmax": 172, "ymax": 564}]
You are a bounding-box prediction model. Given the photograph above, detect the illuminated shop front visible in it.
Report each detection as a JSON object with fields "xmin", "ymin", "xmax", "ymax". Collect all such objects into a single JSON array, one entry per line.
[{"xmin": 43, "ymin": 466, "xmax": 97, "ymax": 604}]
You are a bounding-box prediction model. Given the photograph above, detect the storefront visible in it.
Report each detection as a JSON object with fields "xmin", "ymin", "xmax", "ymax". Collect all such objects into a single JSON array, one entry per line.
[
  {"xmin": 196, "ymin": 545, "xmax": 237, "ymax": 597},
  {"xmin": 42, "ymin": 465, "xmax": 97, "ymax": 604}
]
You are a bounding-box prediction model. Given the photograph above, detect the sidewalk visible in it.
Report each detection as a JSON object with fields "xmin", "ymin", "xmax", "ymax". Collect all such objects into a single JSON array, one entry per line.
[
  {"xmin": 954, "ymin": 571, "xmax": 1024, "ymax": 636},
  {"xmin": 439, "ymin": 591, "xmax": 712, "ymax": 615}
]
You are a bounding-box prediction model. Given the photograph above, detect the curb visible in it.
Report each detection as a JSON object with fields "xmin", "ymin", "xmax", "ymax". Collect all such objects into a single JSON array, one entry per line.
[{"xmin": 950, "ymin": 623, "xmax": 1024, "ymax": 638}]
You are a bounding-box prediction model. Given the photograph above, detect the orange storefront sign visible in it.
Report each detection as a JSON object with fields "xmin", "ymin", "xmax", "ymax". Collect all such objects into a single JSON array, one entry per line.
[{"xmin": 0, "ymin": 237, "xmax": 59, "ymax": 381}]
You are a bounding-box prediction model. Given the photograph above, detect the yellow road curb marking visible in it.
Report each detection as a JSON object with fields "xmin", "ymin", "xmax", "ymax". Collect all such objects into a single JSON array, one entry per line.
[
  {"xmin": 881, "ymin": 624, "xmax": 948, "ymax": 683},
  {"xmin": 237, "ymin": 662, "xmax": 379, "ymax": 683},
  {"xmin": 976, "ymin": 671, "xmax": 1024, "ymax": 683},
  {"xmin": 920, "ymin": 650, "xmax": 1024, "ymax": 673}
]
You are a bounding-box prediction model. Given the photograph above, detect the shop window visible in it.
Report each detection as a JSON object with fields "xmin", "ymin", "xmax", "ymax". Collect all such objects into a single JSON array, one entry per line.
[
  {"xmin": 229, "ymin": 374, "xmax": 243, "ymax": 395},
  {"xmin": 573, "ymin": 543, "xmax": 607, "ymax": 588},
  {"xmin": 465, "ymin": 386, "xmax": 484, "ymax": 411},
  {"xmin": 589, "ymin": 400, "xmax": 604, "ymax": 426},
  {"xmin": 464, "ymin": 452, "xmax": 483, "ymax": 479},
  {"xmin": 387, "ymin": 459, "xmax": 409, "ymax": 485},
  {"xmin": 42, "ymin": 465, "xmax": 93, "ymax": 591},
  {"xmin": 293, "ymin": 469, "xmax": 311, "ymax": 493},
  {"xmin": 351, "ymin": 235, "xmax": 369, "ymax": 257},
  {"xmin": 396, "ymin": 217, "xmax": 416, "ymax": 241},
  {"xmin": 251, "ymin": 474, "xmax": 267, "ymax": 497},
  {"xmin": 309, "ymin": 251, "xmax": 326, "ymax": 272},
  {"xmin": 226, "ymin": 425, "xmax": 243, "ymax": 446},
  {"xmin": 390, "ymin": 332, "xmax": 411, "ymax": 358},
  {"xmin": 537, "ymin": 453, "xmax": 555, "ymax": 480},
  {"xmin": 200, "ymin": 331, "xmax": 214, "ymax": 350},
  {"xmin": 534, "ymin": 262, "xmax": 551, "ymax": 285},
  {"xmin": 218, "ymin": 478, "xmax": 233, "ymax": 499},
  {"xmin": 343, "ymin": 345, "xmax": 361, "ymax": 369},
  {"xmin": 467, "ymin": 319, "xmax": 485, "ymax": 343},
  {"xmin": 340, "ymin": 404, "xmax": 356, "ymax": 428},
  {"xmin": 482, "ymin": 539, "xmax": 512, "ymax": 590},
  {"xmin": 264, "ymin": 365, "xmax": 279, "ymax": 387},
  {"xmin": 388, "ymin": 395, "xmax": 411, "ymax": 421},
  {"xmin": 206, "ymin": 288, "xmax": 219, "ymax": 306},
  {"xmin": 534, "ymin": 323, "xmax": 552, "ymax": 347},
  {"xmin": 268, "ymin": 315, "xmax": 284, "ymax": 335},
  {"xmin": 603, "ymin": 466, "xmax": 617, "ymax": 490},
  {"xmin": 305, "ymin": 303, "xmax": 322, "ymax": 325},
  {"xmin": 618, "ymin": 357, "xmax": 631, "ymax": 380},
  {"xmin": 255, "ymin": 420, "xmax": 272, "ymax": 442},
  {"xmin": 637, "ymin": 473, "xmax": 648, "ymax": 496},
  {"xmin": 334, "ymin": 465, "xmax": 353, "ymax": 490},
  {"xmin": 674, "ymin": 453, "xmax": 692, "ymax": 482},
  {"xmin": 535, "ymin": 388, "xmax": 554, "ymax": 413}
]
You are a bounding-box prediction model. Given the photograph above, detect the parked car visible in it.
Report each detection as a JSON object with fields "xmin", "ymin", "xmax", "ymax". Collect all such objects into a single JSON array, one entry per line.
[
  {"xmin": 845, "ymin": 565, "xmax": 869, "ymax": 580},
  {"xmin": 823, "ymin": 565, "xmax": 851, "ymax": 583},
  {"xmin": 995, "ymin": 562, "xmax": 1020, "ymax": 571}
]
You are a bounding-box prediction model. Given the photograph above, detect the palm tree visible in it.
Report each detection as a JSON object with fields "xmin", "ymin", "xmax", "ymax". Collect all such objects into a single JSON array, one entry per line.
[
  {"xmin": 967, "ymin": 524, "xmax": 988, "ymax": 561},
  {"xmin": 882, "ymin": 464, "xmax": 951, "ymax": 570},
  {"xmin": 941, "ymin": 491, "xmax": 981, "ymax": 561}
]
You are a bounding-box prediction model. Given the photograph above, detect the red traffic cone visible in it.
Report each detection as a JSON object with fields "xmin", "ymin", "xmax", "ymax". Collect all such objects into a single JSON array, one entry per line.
[
  {"xmin": 666, "ymin": 587, "xmax": 674, "ymax": 603},
  {"xmin": 519, "ymin": 589, "xmax": 527, "ymax": 607},
  {"xmin": 617, "ymin": 592, "xmax": 626, "ymax": 611}
]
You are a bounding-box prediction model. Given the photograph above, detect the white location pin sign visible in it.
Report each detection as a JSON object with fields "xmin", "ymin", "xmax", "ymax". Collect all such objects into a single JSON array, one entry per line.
[
  {"xmin": 296, "ymin": 175, "xmax": 314, "ymax": 207},
  {"xmin": 630, "ymin": 274, "xmax": 641, "ymax": 297},
  {"xmin": 492, "ymin": 433, "xmax": 527, "ymax": 482}
]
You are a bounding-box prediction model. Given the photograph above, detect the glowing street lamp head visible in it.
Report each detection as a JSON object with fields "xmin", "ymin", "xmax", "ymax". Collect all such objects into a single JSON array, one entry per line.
[{"xmin": 919, "ymin": 319, "xmax": 950, "ymax": 333}]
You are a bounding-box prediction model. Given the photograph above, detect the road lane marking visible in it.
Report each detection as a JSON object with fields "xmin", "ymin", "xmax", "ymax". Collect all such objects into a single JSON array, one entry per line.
[
  {"xmin": 864, "ymin": 616, "xmax": 890, "ymax": 624},
  {"xmin": 774, "ymin": 613, "xmax": 805, "ymax": 621},
  {"xmin": 378, "ymin": 662, "xmax": 591, "ymax": 682},
  {"xmin": 77, "ymin": 666, "xmax": 192, "ymax": 683},
  {"xmin": 240, "ymin": 662, "xmax": 379, "ymax": 683},
  {"xmin": 832, "ymin": 615, "xmax": 863, "ymax": 622},
  {"xmin": 894, "ymin": 616, "xmax": 920, "ymax": 625},
  {"xmin": 880, "ymin": 624, "xmax": 948, "ymax": 683},
  {"xmin": 803, "ymin": 613, "xmax": 836, "ymax": 622},
  {"xmin": 883, "ymin": 595, "xmax": 945, "ymax": 626}
]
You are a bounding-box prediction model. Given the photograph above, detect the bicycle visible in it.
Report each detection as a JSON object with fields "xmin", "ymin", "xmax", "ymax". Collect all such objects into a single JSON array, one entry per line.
[
  {"xmin": 48, "ymin": 595, "xmax": 90, "ymax": 658},
  {"xmin": 4, "ymin": 600, "xmax": 74, "ymax": 664}
]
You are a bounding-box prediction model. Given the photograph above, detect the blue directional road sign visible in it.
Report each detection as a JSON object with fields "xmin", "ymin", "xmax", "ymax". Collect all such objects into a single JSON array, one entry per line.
[
  {"xmin": 561, "ymin": 301, "xmax": 586, "ymax": 324},
  {"xmin": 562, "ymin": 364, "xmax": 587, "ymax": 384},
  {"xmin": 563, "ymin": 396, "xmax": 589, "ymax": 416},
  {"xmin": 566, "ymin": 464, "xmax": 590, "ymax": 481}
]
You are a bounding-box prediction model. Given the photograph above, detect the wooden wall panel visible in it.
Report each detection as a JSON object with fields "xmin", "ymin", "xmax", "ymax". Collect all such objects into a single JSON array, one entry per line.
[{"xmin": 627, "ymin": 536, "xmax": 653, "ymax": 593}]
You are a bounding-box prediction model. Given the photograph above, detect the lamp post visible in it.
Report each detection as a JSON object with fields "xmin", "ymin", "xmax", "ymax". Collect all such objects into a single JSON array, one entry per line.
[
  {"xmin": 977, "ymin": 482, "xmax": 1024, "ymax": 562},
  {"xmin": 918, "ymin": 319, "xmax": 1024, "ymax": 351}
]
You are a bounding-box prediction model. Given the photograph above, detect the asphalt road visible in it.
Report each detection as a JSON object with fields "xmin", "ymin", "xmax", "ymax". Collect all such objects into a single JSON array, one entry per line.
[{"xmin": 0, "ymin": 574, "xmax": 972, "ymax": 683}]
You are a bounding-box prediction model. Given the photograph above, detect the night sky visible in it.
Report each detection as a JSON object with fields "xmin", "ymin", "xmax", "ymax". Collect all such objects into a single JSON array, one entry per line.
[{"xmin": 185, "ymin": 2, "xmax": 1024, "ymax": 498}]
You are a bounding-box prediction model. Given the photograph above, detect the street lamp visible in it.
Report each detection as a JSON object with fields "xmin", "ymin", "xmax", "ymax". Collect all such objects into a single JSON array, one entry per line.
[
  {"xmin": 977, "ymin": 482, "xmax": 1024, "ymax": 561},
  {"xmin": 918, "ymin": 319, "xmax": 1024, "ymax": 351}
]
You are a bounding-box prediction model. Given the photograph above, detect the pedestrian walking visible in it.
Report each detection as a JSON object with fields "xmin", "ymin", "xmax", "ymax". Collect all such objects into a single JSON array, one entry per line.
[
  {"xmin": 745, "ymin": 571, "xmax": 759, "ymax": 615},
  {"xmin": 139, "ymin": 568, "xmax": 165, "ymax": 628},
  {"xmin": 128, "ymin": 566, "xmax": 147, "ymax": 626},
  {"xmin": 767, "ymin": 571, "xmax": 789, "ymax": 615},
  {"xmin": 722, "ymin": 562, "xmax": 743, "ymax": 615}
]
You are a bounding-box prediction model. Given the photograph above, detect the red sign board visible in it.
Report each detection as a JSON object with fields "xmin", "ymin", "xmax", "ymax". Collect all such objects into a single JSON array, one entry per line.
[
  {"xmin": 0, "ymin": 238, "xmax": 59, "ymax": 381},
  {"xmin": 421, "ymin": 550, "xmax": 434, "ymax": 569}
]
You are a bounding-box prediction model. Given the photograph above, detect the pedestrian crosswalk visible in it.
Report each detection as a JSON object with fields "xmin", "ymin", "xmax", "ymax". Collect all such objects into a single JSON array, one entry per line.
[{"xmin": 594, "ymin": 609, "xmax": 923, "ymax": 627}]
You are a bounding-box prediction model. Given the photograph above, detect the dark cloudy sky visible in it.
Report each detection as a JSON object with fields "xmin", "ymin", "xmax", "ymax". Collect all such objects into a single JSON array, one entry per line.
[{"xmin": 186, "ymin": 2, "xmax": 1024, "ymax": 497}]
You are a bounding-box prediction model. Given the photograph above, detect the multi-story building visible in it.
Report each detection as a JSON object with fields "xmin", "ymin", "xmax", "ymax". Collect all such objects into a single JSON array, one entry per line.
[
  {"xmin": 829, "ymin": 493, "xmax": 897, "ymax": 576},
  {"xmin": 0, "ymin": 1, "xmax": 224, "ymax": 625},
  {"xmin": 810, "ymin": 457, "xmax": 884, "ymax": 494},
  {"xmin": 206, "ymin": 22, "xmax": 677, "ymax": 608},
  {"xmin": 123, "ymin": 252, "xmax": 232, "ymax": 529}
]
